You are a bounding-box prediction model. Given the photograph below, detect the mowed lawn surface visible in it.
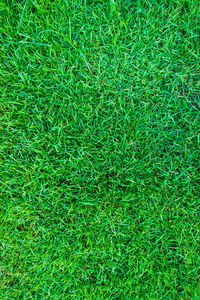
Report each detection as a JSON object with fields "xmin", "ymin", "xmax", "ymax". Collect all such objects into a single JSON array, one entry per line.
[{"xmin": 0, "ymin": 0, "xmax": 200, "ymax": 298}]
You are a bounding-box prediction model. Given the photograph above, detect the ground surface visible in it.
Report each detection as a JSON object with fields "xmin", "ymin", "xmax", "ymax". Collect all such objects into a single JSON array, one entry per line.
[{"xmin": 0, "ymin": 0, "xmax": 200, "ymax": 298}]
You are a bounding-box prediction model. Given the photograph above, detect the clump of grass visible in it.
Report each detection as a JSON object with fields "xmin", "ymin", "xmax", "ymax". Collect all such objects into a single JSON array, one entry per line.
[{"xmin": 0, "ymin": 0, "xmax": 200, "ymax": 298}]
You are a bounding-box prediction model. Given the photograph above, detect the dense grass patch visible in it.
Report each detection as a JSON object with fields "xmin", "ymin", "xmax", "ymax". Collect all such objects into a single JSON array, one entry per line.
[{"xmin": 0, "ymin": 0, "xmax": 200, "ymax": 298}]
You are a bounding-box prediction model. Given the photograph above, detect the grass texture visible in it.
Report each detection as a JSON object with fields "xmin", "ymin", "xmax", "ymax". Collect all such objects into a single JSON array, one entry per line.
[{"xmin": 0, "ymin": 0, "xmax": 200, "ymax": 298}]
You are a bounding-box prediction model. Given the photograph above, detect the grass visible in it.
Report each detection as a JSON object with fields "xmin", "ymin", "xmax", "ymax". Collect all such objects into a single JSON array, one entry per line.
[{"xmin": 0, "ymin": 0, "xmax": 200, "ymax": 298}]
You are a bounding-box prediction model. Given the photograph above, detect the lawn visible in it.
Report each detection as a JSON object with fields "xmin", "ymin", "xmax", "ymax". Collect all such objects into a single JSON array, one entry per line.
[{"xmin": 0, "ymin": 0, "xmax": 200, "ymax": 298}]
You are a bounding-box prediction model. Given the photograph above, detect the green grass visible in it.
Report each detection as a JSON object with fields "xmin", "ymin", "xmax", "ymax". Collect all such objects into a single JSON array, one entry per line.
[{"xmin": 0, "ymin": 0, "xmax": 200, "ymax": 298}]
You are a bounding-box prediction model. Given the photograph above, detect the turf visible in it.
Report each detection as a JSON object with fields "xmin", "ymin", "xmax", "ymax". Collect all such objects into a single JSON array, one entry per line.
[{"xmin": 0, "ymin": 0, "xmax": 200, "ymax": 298}]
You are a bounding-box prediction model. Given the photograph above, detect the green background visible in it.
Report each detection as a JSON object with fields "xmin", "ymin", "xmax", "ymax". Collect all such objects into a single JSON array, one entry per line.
[{"xmin": 0, "ymin": 0, "xmax": 200, "ymax": 298}]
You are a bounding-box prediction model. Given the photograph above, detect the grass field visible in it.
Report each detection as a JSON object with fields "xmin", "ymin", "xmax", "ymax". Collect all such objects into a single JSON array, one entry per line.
[{"xmin": 0, "ymin": 0, "xmax": 200, "ymax": 298}]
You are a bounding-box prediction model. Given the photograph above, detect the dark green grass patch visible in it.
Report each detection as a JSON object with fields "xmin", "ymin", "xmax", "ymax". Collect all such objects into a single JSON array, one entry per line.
[{"xmin": 0, "ymin": 0, "xmax": 200, "ymax": 298}]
